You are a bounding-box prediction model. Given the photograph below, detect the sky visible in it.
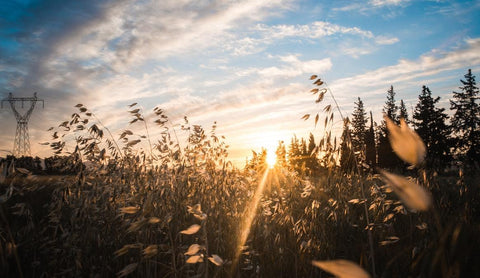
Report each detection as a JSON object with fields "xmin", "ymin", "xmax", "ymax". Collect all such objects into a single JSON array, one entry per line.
[{"xmin": 1, "ymin": 0, "xmax": 479, "ymax": 166}]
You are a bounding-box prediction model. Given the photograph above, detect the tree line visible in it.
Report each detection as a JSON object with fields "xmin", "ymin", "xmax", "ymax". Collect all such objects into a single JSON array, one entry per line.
[
  {"xmin": 247, "ymin": 69, "xmax": 479, "ymax": 175},
  {"xmin": 340, "ymin": 68, "xmax": 479, "ymax": 173}
]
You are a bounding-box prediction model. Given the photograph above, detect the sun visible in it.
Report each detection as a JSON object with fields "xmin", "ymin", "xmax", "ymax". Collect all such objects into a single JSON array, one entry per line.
[{"xmin": 265, "ymin": 147, "xmax": 277, "ymax": 169}]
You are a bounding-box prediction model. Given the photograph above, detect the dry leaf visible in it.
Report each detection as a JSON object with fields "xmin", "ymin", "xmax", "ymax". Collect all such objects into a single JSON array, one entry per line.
[
  {"xmin": 16, "ymin": 168, "xmax": 31, "ymax": 175},
  {"xmin": 180, "ymin": 224, "xmax": 201, "ymax": 235},
  {"xmin": 148, "ymin": 217, "xmax": 161, "ymax": 224},
  {"xmin": 186, "ymin": 255, "xmax": 203, "ymax": 264},
  {"xmin": 117, "ymin": 263, "xmax": 138, "ymax": 277},
  {"xmin": 312, "ymin": 259, "xmax": 371, "ymax": 278},
  {"xmin": 380, "ymin": 170, "xmax": 432, "ymax": 211},
  {"xmin": 143, "ymin": 245, "xmax": 158, "ymax": 258},
  {"xmin": 185, "ymin": 244, "xmax": 201, "ymax": 255},
  {"xmin": 119, "ymin": 206, "xmax": 139, "ymax": 214},
  {"xmin": 385, "ymin": 116, "xmax": 426, "ymax": 166},
  {"xmin": 208, "ymin": 254, "xmax": 224, "ymax": 266}
]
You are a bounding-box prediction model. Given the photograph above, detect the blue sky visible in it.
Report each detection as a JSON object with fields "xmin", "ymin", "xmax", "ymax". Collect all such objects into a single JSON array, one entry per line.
[{"xmin": 1, "ymin": 0, "xmax": 479, "ymax": 165}]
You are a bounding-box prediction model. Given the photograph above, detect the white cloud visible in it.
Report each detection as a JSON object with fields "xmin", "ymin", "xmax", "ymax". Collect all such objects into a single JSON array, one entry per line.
[
  {"xmin": 369, "ymin": 0, "xmax": 409, "ymax": 7},
  {"xmin": 334, "ymin": 0, "xmax": 410, "ymax": 13},
  {"xmin": 230, "ymin": 21, "xmax": 399, "ymax": 57},
  {"xmin": 330, "ymin": 38, "xmax": 480, "ymax": 100}
]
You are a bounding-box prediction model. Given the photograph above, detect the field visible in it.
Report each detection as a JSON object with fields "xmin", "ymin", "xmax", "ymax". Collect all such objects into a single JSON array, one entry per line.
[{"xmin": 1, "ymin": 94, "xmax": 479, "ymax": 278}]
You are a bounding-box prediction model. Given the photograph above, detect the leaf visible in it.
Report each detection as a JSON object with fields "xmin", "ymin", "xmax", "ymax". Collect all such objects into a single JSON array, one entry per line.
[
  {"xmin": 180, "ymin": 224, "xmax": 201, "ymax": 235},
  {"xmin": 16, "ymin": 168, "xmax": 30, "ymax": 175},
  {"xmin": 79, "ymin": 107, "xmax": 87, "ymax": 112},
  {"xmin": 148, "ymin": 217, "xmax": 161, "ymax": 224},
  {"xmin": 385, "ymin": 116, "xmax": 426, "ymax": 166},
  {"xmin": 187, "ymin": 204, "xmax": 202, "ymax": 214},
  {"xmin": 117, "ymin": 263, "xmax": 138, "ymax": 277},
  {"xmin": 119, "ymin": 206, "xmax": 139, "ymax": 214},
  {"xmin": 310, "ymin": 75, "xmax": 318, "ymax": 80},
  {"xmin": 315, "ymin": 114, "xmax": 319, "ymax": 127},
  {"xmin": 130, "ymin": 108, "xmax": 140, "ymax": 114},
  {"xmin": 312, "ymin": 260, "xmax": 371, "ymax": 278},
  {"xmin": 127, "ymin": 139, "xmax": 141, "ymax": 147},
  {"xmin": 316, "ymin": 91, "xmax": 325, "ymax": 103},
  {"xmin": 208, "ymin": 254, "xmax": 224, "ymax": 266},
  {"xmin": 301, "ymin": 114, "xmax": 310, "ymax": 120},
  {"xmin": 75, "ymin": 104, "xmax": 83, "ymax": 107},
  {"xmin": 129, "ymin": 102, "xmax": 137, "ymax": 107},
  {"xmin": 348, "ymin": 199, "xmax": 365, "ymax": 205},
  {"xmin": 314, "ymin": 79, "xmax": 324, "ymax": 86},
  {"xmin": 379, "ymin": 170, "xmax": 432, "ymax": 211},
  {"xmin": 416, "ymin": 223, "xmax": 428, "ymax": 230},
  {"xmin": 185, "ymin": 244, "xmax": 201, "ymax": 255},
  {"xmin": 380, "ymin": 236, "xmax": 400, "ymax": 246},
  {"xmin": 186, "ymin": 255, "xmax": 202, "ymax": 264},
  {"xmin": 311, "ymin": 88, "xmax": 319, "ymax": 94},
  {"xmin": 143, "ymin": 245, "xmax": 158, "ymax": 258}
]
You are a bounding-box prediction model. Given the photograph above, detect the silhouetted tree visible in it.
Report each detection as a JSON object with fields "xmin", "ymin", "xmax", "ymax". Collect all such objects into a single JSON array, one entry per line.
[
  {"xmin": 306, "ymin": 133, "xmax": 319, "ymax": 175},
  {"xmin": 351, "ymin": 97, "xmax": 367, "ymax": 160},
  {"xmin": 340, "ymin": 119, "xmax": 355, "ymax": 172},
  {"xmin": 378, "ymin": 86, "xmax": 401, "ymax": 169},
  {"xmin": 365, "ymin": 111, "xmax": 377, "ymax": 168},
  {"xmin": 384, "ymin": 86, "xmax": 398, "ymax": 123},
  {"xmin": 245, "ymin": 149, "xmax": 267, "ymax": 171},
  {"xmin": 288, "ymin": 135, "xmax": 301, "ymax": 172},
  {"xmin": 450, "ymin": 69, "xmax": 480, "ymax": 168},
  {"xmin": 275, "ymin": 140, "xmax": 287, "ymax": 168},
  {"xmin": 413, "ymin": 85, "xmax": 451, "ymax": 171},
  {"xmin": 399, "ymin": 99, "xmax": 410, "ymax": 123}
]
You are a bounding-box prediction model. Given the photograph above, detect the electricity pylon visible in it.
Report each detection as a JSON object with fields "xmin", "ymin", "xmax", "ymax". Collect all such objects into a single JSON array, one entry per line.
[{"xmin": 1, "ymin": 92, "xmax": 44, "ymax": 157}]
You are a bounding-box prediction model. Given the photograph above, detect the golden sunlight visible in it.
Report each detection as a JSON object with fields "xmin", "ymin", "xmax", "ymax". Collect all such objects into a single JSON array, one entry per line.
[{"xmin": 266, "ymin": 148, "xmax": 277, "ymax": 168}]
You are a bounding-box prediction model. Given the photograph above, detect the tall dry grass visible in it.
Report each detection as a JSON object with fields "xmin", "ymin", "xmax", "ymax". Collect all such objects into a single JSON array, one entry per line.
[{"xmin": 0, "ymin": 82, "xmax": 479, "ymax": 277}]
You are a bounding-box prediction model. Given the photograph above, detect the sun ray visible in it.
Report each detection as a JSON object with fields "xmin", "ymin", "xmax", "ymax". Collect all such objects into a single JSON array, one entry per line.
[{"xmin": 231, "ymin": 168, "xmax": 270, "ymax": 274}]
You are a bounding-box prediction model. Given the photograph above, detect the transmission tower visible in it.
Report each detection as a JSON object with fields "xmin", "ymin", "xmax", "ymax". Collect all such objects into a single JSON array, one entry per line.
[{"xmin": 1, "ymin": 92, "xmax": 44, "ymax": 157}]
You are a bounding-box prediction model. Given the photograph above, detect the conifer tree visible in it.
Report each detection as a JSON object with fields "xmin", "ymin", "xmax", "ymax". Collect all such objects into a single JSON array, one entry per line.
[
  {"xmin": 413, "ymin": 85, "xmax": 451, "ymax": 170},
  {"xmin": 275, "ymin": 140, "xmax": 287, "ymax": 168},
  {"xmin": 378, "ymin": 86, "xmax": 400, "ymax": 168},
  {"xmin": 300, "ymin": 138, "xmax": 308, "ymax": 174},
  {"xmin": 288, "ymin": 135, "xmax": 300, "ymax": 171},
  {"xmin": 351, "ymin": 97, "xmax": 367, "ymax": 160},
  {"xmin": 365, "ymin": 111, "xmax": 377, "ymax": 168},
  {"xmin": 306, "ymin": 133, "xmax": 319, "ymax": 174},
  {"xmin": 384, "ymin": 86, "xmax": 398, "ymax": 123},
  {"xmin": 450, "ymin": 69, "xmax": 480, "ymax": 167},
  {"xmin": 399, "ymin": 99, "xmax": 410, "ymax": 123},
  {"xmin": 340, "ymin": 119, "xmax": 355, "ymax": 172}
]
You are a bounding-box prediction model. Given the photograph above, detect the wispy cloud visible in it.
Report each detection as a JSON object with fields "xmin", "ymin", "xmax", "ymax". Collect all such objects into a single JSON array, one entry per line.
[
  {"xmin": 334, "ymin": 0, "xmax": 410, "ymax": 14},
  {"xmin": 329, "ymin": 38, "xmax": 480, "ymax": 108},
  {"xmin": 227, "ymin": 21, "xmax": 398, "ymax": 56}
]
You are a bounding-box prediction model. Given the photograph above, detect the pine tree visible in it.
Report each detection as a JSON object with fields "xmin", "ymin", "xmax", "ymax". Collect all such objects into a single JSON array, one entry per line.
[
  {"xmin": 365, "ymin": 111, "xmax": 377, "ymax": 168},
  {"xmin": 300, "ymin": 138, "xmax": 308, "ymax": 174},
  {"xmin": 306, "ymin": 133, "xmax": 319, "ymax": 174},
  {"xmin": 450, "ymin": 69, "xmax": 480, "ymax": 167},
  {"xmin": 398, "ymin": 99, "xmax": 410, "ymax": 123},
  {"xmin": 384, "ymin": 86, "xmax": 398, "ymax": 123},
  {"xmin": 340, "ymin": 119, "xmax": 355, "ymax": 172},
  {"xmin": 275, "ymin": 140, "xmax": 287, "ymax": 168},
  {"xmin": 378, "ymin": 86, "xmax": 400, "ymax": 169},
  {"xmin": 351, "ymin": 97, "xmax": 367, "ymax": 160},
  {"xmin": 413, "ymin": 85, "xmax": 451, "ymax": 170},
  {"xmin": 288, "ymin": 135, "xmax": 301, "ymax": 171}
]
